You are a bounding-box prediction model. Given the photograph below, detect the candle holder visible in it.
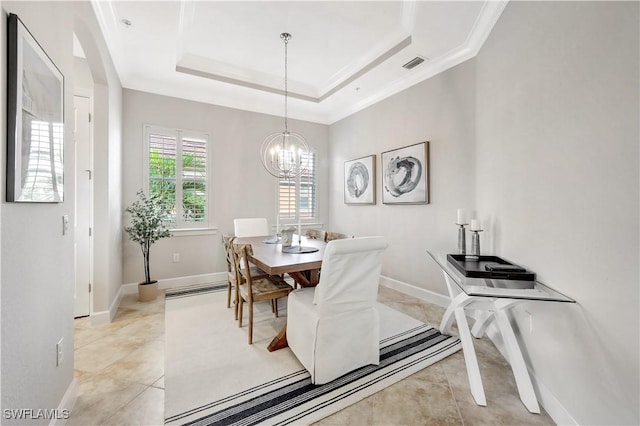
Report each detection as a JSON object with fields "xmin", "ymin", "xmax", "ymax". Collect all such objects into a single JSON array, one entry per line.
[
  {"xmin": 466, "ymin": 229, "xmax": 483, "ymax": 261},
  {"xmin": 457, "ymin": 223, "xmax": 467, "ymax": 255}
]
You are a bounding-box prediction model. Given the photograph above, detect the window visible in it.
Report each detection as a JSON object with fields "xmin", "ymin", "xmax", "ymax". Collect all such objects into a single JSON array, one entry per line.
[
  {"xmin": 279, "ymin": 152, "xmax": 316, "ymax": 220},
  {"xmin": 144, "ymin": 125, "xmax": 209, "ymax": 229}
]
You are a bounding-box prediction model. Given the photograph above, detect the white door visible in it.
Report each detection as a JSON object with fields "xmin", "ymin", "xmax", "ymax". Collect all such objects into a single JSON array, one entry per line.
[{"xmin": 74, "ymin": 95, "xmax": 92, "ymax": 318}]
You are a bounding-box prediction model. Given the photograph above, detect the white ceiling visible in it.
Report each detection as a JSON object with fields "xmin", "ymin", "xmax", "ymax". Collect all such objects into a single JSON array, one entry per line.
[{"xmin": 90, "ymin": 1, "xmax": 507, "ymax": 124}]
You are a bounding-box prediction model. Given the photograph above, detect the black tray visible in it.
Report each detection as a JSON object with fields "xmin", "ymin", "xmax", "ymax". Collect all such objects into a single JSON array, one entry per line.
[{"xmin": 447, "ymin": 254, "xmax": 536, "ymax": 281}]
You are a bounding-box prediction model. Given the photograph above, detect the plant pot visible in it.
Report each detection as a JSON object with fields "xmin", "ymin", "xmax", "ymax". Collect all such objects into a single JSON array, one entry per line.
[{"xmin": 138, "ymin": 280, "xmax": 158, "ymax": 302}]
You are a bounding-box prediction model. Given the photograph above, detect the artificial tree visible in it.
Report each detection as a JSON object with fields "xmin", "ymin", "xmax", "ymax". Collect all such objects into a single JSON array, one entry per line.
[{"xmin": 124, "ymin": 191, "xmax": 171, "ymax": 298}]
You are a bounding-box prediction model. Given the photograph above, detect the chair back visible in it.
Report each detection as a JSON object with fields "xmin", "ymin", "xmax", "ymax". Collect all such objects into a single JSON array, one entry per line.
[
  {"xmin": 313, "ymin": 236, "xmax": 388, "ymax": 314},
  {"xmin": 222, "ymin": 234, "xmax": 236, "ymax": 274},
  {"xmin": 324, "ymin": 231, "xmax": 352, "ymax": 242},
  {"xmin": 233, "ymin": 218, "xmax": 269, "ymax": 237},
  {"xmin": 305, "ymin": 229, "xmax": 325, "ymax": 240},
  {"xmin": 231, "ymin": 243, "xmax": 255, "ymax": 287}
]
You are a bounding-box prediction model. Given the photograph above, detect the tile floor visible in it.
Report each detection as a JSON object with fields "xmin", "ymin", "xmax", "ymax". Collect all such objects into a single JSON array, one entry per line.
[{"xmin": 69, "ymin": 285, "xmax": 554, "ymax": 425}]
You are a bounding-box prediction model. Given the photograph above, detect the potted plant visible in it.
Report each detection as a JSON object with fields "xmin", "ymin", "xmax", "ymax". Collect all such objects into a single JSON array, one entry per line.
[{"xmin": 124, "ymin": 190, "xmax": 172, "ymax": 302}]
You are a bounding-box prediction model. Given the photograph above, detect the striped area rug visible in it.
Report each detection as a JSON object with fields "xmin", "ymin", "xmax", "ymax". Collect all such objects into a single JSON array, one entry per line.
[{"xmin": 165, "ymin": 284, "xmax": 460, "ymax": 426}]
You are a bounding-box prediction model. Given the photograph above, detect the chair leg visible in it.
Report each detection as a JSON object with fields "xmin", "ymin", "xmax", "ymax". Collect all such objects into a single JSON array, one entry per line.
[
  {"xmin": 234, "ymin": 283, "xmax": 240, "ymax": 320},
  {"xmin": 226, "ymin": 281, "xmax": 232, "ymax": 309},
  {"xmin": 238, "ymin": 298, "xmax": 243, "ymax": 327},
  {"xmin": 248, "ymin": 300, "xmax": 253, "ymax": 345},
  {"xmin": 274, "ymin": 298, "xmax": 279, "ymax": 317}
]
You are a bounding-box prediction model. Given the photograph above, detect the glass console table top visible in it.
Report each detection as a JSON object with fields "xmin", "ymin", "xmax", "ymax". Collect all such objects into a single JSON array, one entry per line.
[{"xmin": 428, "ymin": 251, "xmax": 575, "ymax": 303}]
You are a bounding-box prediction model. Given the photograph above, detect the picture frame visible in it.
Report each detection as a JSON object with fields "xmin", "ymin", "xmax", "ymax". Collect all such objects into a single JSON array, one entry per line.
[
  {"xmin": 7, "ymin": 13, "xmax": 65, "ymax": 203},
  {"xmin": 381, "ymin": 141, "xmax": 429, "ymax": 205},
  {"xmin": 344, "ymin": 154, "xmax": 376, "ymax": 205}
]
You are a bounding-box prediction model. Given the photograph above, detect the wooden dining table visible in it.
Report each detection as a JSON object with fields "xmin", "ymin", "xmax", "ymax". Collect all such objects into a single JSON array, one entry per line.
[{"xmin": 233, "ymin": 235, "xmax": 327, "ymax": 351}]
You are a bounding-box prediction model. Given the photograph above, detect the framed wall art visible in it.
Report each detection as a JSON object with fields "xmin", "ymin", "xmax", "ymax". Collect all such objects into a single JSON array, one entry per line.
[
  {"xmin": 7, "ymin": 13, "xmax": 65, "ymax": 203},
  {"xmin": 381, "ymin": 141, "xmax": 429, "ymax": 205},
  {"xmin": 344, "ymin": 154, "xmax": 376, "ymax": 205}
]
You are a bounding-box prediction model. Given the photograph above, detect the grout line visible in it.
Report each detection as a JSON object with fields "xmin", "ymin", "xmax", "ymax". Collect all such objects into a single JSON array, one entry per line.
[{"xmin": 443, "ymin": 367, "xmax": 466, "ymax": 426}]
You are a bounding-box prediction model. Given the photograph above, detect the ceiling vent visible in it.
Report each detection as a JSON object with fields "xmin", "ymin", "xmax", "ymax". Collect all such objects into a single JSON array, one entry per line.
[{"xmin": 402, "ymin": 56, "xmax": 426, "ymax": 70}]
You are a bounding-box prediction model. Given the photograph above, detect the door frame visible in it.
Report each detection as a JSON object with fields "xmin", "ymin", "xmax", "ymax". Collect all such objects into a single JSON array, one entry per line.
[{"xmin": 74, "ymin": 89, "xmax": 94, "ymax": 317}]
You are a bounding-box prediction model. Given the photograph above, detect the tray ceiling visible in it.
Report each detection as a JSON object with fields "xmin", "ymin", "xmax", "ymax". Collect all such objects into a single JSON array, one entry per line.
[{"xmin": 91, "ymin": 1, "xmax": 507, "ymax": 124}]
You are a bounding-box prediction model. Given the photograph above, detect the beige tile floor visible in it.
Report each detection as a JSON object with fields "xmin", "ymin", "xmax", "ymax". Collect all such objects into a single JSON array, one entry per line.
[{"xmin": 69, "ymin": 285, "xmax": 554, "ymax": 425}]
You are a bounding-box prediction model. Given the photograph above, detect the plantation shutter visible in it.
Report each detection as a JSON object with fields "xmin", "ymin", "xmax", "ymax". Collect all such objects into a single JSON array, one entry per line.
[
  {"xmin": 148, "ymin": 132, "xmax": 178, "ymax": 223},
  {"xmin": 181, "ymin": 136, "xmax": 207, "ymax": 223},
  {"xmin": 278, "ymin": 152, "xmax": 316, "ymax": 220}
]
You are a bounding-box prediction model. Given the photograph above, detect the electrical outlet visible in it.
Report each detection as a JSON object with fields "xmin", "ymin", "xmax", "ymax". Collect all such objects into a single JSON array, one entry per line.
[
  {"xmin": 173, "ymin": 253, "xmax": 180, "ymax": 263},
  {"xmin": 56, "ymin": 338, "xmax": 63, "ymax": 366}
]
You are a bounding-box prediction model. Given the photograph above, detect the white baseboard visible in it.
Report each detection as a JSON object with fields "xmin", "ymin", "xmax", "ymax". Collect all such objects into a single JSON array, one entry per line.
[
  {"xmin": 91, "ymin": 273, "xmax": 226, "ymax": 326},
  {"xmin": 50, "ymin": 377, "xmax": 77, "ymax": 425},
  {"xmin": 379, "ymin": 275, "xmax": 450, "ymax": 308},
  {"xmin": 484, "ymin": 323, "xmax": 577, "ymax": 425},
  {"xmin": 90, "ymin": 285, "xmax": 124, "ymax": 326},
  {"xmin": 121, "ymin": 272, "xmax": 227, "ymax": 295},
  {"xmin": 379, "ymin": 275, "xmax": 575, "ymax": 425}
]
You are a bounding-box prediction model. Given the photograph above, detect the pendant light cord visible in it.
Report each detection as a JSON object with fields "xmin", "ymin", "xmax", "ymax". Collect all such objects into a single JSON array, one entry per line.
[{"xmin": 281, "ymin": 33, "xmax": 290, "ymax": 134}]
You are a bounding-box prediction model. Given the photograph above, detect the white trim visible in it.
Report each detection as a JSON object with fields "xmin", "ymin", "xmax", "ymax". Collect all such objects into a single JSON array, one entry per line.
[
  {"xmin": 121, "ymin": 272, "xmax": 227, "ymax": 295},
  {"xmin": 325, "ymin": 1, "xmax": 508, "ymax": 124},
  {"xmin": 90, "ymin": 284, "xmax": 124, "ymax": 326},
  {"xmin": 483, "ymin": 319, "xmax": 577, "ymax": 425},
  {"xmin": 50, "ymin": 378, "xmax": 77, "ymax": 426},
  {"xmin": 142, "ymin": 124, "xmax": 212, "ymax": 230},
  {"xmin": 379, "ymin": 275, "xmax": 450, "ymax": 308},
  {"xmin": 170, "ymin": 227, "xmax": 218, "ymax": 237},
  {"xmin": 380, "ymin": 274, "xmax": 575, "ymax": 424}
]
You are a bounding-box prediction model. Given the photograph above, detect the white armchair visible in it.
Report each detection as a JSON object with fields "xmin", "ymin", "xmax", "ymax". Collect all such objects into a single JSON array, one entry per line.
[{"xmin": 286, "ymin": 236, "xmax": 388, "ymax": 384}]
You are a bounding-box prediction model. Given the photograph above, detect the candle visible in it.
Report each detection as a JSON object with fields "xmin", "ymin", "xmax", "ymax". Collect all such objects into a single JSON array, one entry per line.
[
  {"xmin": 297, "ymin": 215, "xmax": 302, "ymax": 240},
  {"xmin": 470, "ymin": 219, "xmax": 481, "ymax": 231},
  {"xmin": 276, "ymin": 213, "xmax": 280, "ymax": 235},
  {"xmin": 457, "ymin": 208, "xmax": 467, "ymax": 225}
]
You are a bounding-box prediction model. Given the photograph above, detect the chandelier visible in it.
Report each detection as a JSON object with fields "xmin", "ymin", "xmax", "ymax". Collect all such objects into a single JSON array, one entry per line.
[{"xmin": 260, "ymin": 33, "xmax": 310, "ymax": 179}]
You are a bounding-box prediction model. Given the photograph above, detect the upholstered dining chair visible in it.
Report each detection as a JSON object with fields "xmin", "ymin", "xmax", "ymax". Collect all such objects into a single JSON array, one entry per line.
[
  {"xmin": 233, "ymin": 218, "xmax": 269, "ymax": 238},
  {"xmin": 232, "ymin": 243, "xmax": 293, "ymax": 344},
  {"xmin": 287, "ymin": 236, "xmax": 388, "ymax": 384},
  {"xmin": 305, "ymin": 228, "xmax": 325, "ymax": 240},
  {"xmin": 222, "ymin": 234, "xmax": 268, "ymax": 319},
  {"xmin": 324, "ymin": 231, "xmax": 353, "ymax": 242}
]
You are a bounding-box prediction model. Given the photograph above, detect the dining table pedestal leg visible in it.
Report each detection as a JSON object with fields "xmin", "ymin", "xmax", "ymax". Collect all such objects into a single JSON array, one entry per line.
[{"xmin": 267, "ymin": 325, "xmax": 288, "ymax": 352}]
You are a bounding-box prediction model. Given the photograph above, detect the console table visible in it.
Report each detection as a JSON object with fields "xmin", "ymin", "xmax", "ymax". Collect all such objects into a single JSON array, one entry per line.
[{"xmin": 427, "ymin": 251, "xmax": 574, "ymax": 413}]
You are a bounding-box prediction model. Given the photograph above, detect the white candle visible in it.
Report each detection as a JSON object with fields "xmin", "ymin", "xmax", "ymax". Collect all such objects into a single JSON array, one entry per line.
[
  {"xmin": 470, "ymin": 219, "xmax": 481, "ymax": 231},
  {"xmin": 297, "ymin": 215, "xmax": 302, "ymax": 240},
  {"xmin": 276, "ymin": 213, "xmax": 280, "ymax": 235},
  {"xmin": 457, "ymin": 208, "xmax": 467, "ymax": 225}
]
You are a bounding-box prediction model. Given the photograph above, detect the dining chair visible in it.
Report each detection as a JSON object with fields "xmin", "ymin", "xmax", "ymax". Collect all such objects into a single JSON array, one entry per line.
[
  {"xmin": 232, "ymin": 243, "xmax": 293, "ymax": 344},
  {"xmin": 222, "ymin": 234, "xmax": 268, "ymax": 320},
  {"xmin": 305, "ymin": 229, "xmax": 325, "ymax": 240},
  {"xmin": 287, "ymin": 236, "xmax": 388, "ymax": 384},
  {"xmin": 324, "ymin": 231, "xmax": 352, "ymax": 242},
  {"xmin": 233, "ymin": 218, "xmax": 269, "ymax": 238}
]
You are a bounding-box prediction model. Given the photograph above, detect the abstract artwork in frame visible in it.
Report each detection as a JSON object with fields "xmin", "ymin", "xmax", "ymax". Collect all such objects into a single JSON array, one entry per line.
[
  {"xmin": 7, "ymin": 13, "xmax": 65, "ymax": 203},
  {"xmin": 381, "ymin": 141, "xmax": 429, "ymax": 205},
  {"xmin": 344, "ymin": 155, "xmax": 376, "ymax": 205}
]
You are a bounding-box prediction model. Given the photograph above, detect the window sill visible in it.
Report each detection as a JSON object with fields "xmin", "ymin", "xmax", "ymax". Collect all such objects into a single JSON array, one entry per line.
[{"xmin": 169, "ymin": 227, "xmax": 218, "ymax": 237}]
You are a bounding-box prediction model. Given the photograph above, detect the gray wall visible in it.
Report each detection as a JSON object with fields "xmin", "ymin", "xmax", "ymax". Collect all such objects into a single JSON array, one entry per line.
[
  {"xmin": 329, "ymin": 60, "xmax": 476, "ymax": 295},
  {"xmin": 121, "ymin": 89, "xmax": 330, "ymax": 284},
  {"xmin": 475, "ymin": 2, "xmax": 639, "ymax": 424},
  {"xmin": 1, "ymin": 1, "xmax": 123, "ymax": 419},
  {"xmin": 329, "ymin": 1, "xmax": 638, "ymax": 423},
  {"xmin": 1, "ymin": 2, "xmax": 75, "ymax": 420}
]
